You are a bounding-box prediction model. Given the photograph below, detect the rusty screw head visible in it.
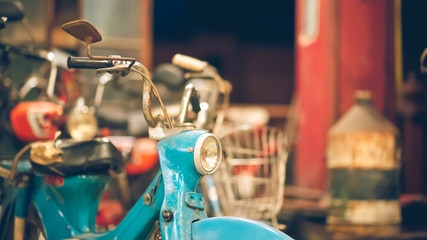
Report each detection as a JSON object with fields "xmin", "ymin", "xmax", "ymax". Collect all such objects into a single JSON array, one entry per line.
[
  {"xmin": 144, "ymin": 193, "xmax": 152, "ymax": 205},
  {"xmin": 162, "ymin": 210, "xmax": 173, "ymax": 222},
  {"xmin": 154, "ymin": 227, "xmax": 162, "ymax": 240}
]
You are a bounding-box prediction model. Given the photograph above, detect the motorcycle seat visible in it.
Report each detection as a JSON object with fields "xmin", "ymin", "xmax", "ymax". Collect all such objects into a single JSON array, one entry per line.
[{"xmin": 31, "ymin": 138, "xmax": 124, "ymax": 177}]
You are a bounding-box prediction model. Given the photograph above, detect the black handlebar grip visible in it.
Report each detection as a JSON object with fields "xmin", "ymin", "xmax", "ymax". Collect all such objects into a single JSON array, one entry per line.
[{"xmin": 67, "ymin": 56, "xmax": 114, "ymax": 69}]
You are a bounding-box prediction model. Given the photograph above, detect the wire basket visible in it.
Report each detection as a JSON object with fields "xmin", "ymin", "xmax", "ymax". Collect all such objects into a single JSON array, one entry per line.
[{"xmin": 214, "ymin": 125, "xmax": 288, "ymax": 227}]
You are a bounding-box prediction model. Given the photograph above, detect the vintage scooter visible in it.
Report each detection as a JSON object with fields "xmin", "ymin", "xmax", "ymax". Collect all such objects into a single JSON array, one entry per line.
[
  {"xmin": 169, "ymin": 53, "xmax": 232, "ymax": 217},
  {"xmin": 0, "ymin": 19, "xmax": 293, "ymax": 240}
]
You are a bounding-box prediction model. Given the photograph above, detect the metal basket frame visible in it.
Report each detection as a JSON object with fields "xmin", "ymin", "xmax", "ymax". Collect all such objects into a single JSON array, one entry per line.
[{"xmin": 214, "ymin": 125, "xmax": 288, "ymax": 227}]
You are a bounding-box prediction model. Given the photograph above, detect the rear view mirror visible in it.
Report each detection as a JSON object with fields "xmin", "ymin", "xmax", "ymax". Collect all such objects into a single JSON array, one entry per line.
[
  {"xmin": 62, "ymin": 19, "xmax": 102, "ymax": 44},
  {"xmin": 62, "ymin": 19, "xmax": 136, "ymax": 76}
]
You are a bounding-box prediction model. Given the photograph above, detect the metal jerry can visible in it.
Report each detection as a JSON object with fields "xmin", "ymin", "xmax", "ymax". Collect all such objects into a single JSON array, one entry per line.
[
  {"xmin": 327, "ymin": 90, "xmax": 401, "ymax": 226},
  {"xmin": 10, "ymin": 101, "xmax": 63, "ymax": 142}
]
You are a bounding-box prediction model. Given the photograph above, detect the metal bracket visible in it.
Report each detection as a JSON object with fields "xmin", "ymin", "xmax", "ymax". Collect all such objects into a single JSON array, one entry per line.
[
  {"xmin": 148, "ymin": 123, "xmax": 196, "ymax": 141},
  {"xmin": 185, "ymin": 192, "xmax": 205, "ymax": 210}
]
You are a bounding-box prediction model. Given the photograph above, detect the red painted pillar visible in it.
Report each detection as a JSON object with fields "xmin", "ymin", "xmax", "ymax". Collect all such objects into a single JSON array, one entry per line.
[
  {"xmin": 294, "ymin": 0, "xmax": 338, "ymax": 190},
  {"xmin": 294, "ymin": 0, "xmax": 395, "ymax": 190},
  {"xmin": 338, "ymin": 0, "xmax": 391, "ymax": 114}
]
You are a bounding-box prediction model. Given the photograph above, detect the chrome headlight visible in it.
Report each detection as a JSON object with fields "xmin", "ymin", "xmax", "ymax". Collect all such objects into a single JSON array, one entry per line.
[{"xmin": 194, "ymin": 133, "xmax": 222, "ymax": 175}]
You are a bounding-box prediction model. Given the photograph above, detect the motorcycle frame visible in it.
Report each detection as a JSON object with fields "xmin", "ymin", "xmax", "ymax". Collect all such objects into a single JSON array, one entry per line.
[{"xmin": 6, "ymin": 130, "xmax": 290, "ymax": 240}]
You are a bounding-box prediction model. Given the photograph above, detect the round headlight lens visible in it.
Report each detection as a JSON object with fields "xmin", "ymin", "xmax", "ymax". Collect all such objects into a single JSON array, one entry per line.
[{"xmin": 194, "ymin": 133, "xmax": 222, "ymax": 175}]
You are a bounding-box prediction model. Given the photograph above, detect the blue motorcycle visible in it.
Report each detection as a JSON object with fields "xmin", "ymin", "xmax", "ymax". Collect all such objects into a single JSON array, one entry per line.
[{"xmin": 0, "ymin": 19, "xmax": 293, "ymax": 240}]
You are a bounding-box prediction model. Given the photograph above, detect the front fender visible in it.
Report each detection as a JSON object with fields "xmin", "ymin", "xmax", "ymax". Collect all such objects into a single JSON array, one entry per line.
[{"xmin": 192, "ymin": 217, "xmax": 293, "ymax": 240}]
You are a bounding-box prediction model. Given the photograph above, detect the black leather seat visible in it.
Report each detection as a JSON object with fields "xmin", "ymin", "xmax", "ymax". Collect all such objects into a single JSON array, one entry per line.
[{"xmin": 31, "ymin": 138, "xmax": 124, "ymax": 177}]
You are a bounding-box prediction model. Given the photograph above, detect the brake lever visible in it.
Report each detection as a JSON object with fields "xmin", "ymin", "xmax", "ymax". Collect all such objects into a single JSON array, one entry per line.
[
  {"xmin": 95, "ymin": 64, "xmax": 129, "ymax": 75},
  {"xmin": 190, "ymin": 90, "xmax": 201, "ymax": 114}
]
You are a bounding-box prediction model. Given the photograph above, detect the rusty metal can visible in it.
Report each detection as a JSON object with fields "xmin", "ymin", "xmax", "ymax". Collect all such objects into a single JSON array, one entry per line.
[{"xmin": 327, "ymin": 90, "xmax": 401, "ymax": 226}]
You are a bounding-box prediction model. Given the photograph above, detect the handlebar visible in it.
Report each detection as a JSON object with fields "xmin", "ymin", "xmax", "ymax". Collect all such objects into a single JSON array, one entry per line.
[
  {"xmin": 65, "ymin": 57, "xmax": 174, "ymax": 130},
  {"xmin": 171, "ymin": 54, "xmax": 231, "ymax": 135},
  {"xmin": 172, "ymin": 54, "xmax": 207, "ymax": 72},
  {"xmin": 66, "ymin": 53, "xmax": 227, "ymax": 139},
  {"xmin": 67, "ymin": 56, "xmax": 114, "ymax": 69}
]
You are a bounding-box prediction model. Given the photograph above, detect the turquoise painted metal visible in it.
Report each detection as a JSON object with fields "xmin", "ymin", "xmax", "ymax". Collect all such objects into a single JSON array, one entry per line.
[
  {"xmin": 192, "ymin": 217, "xmax": 293, "ymax": 240},
  {"xmin": 74, "ymin": 171, "xmax": 165, "ymax": 239},
  {"xmin": 0, "ymin": 159, "xmax": 32, "ymax": 172},
  {"xmin": 204, "ymin": 174, "xmax": 222, "ymax": 216},
  {"xmin": 1, "ymin": 129, "xmax": 294, "ymax": 239},
  {"xmin": 157, "ymin": 130, "xmax": 208, "ymax": 239},
  {"xmin": 14, "ymin": 186, "xmax": 30, "ymax": 218},
  {"xmin": 32, "ymin": 174, "xmax": 109, "ymax": 238},
  {"xmin": 32, "ymin": 171, "xmax": 164, "ymax": 240}
]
